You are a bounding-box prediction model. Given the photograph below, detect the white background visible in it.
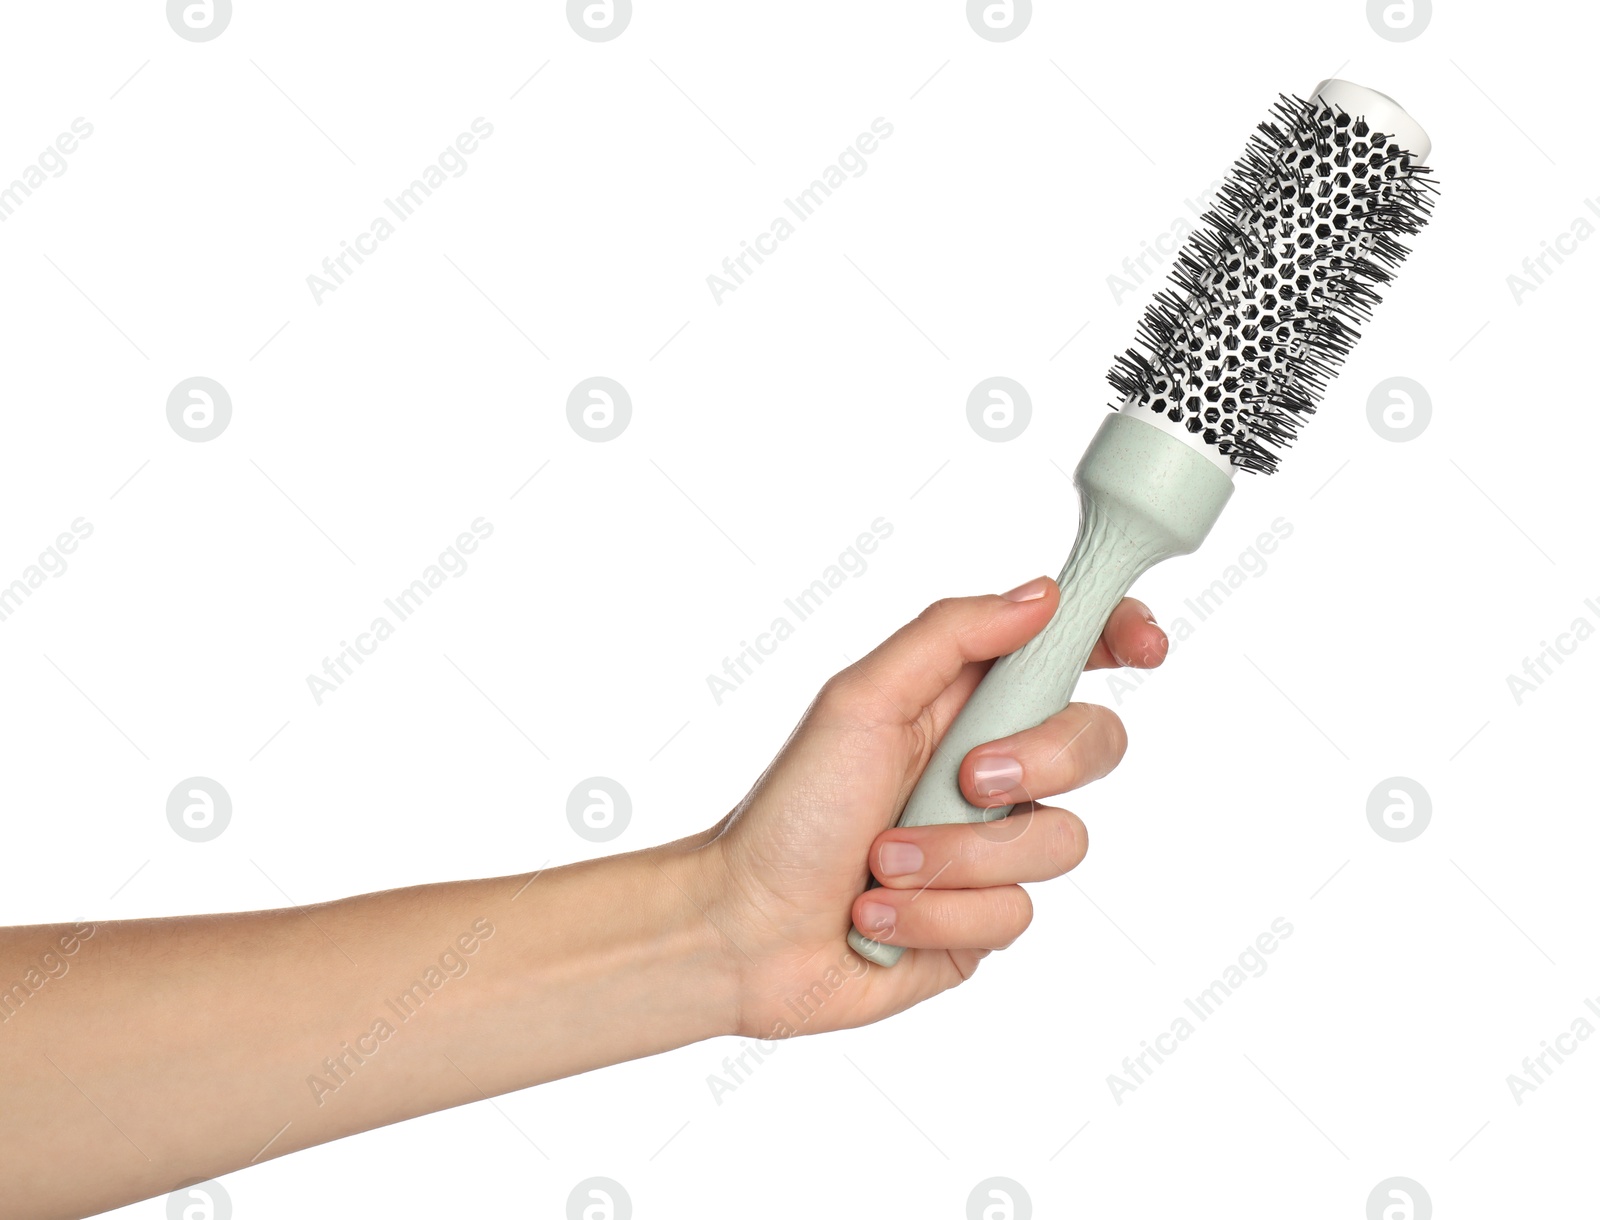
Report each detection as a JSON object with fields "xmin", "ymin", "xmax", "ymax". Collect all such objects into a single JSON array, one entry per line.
[{"xmin": 1, "ymin": 1, "xmax": 1594, "ymax": 1216}]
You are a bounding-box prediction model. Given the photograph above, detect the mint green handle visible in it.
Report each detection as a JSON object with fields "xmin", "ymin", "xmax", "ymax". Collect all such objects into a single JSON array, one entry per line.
[{"xmin": 848, "ymin": 412, "xmax": 1235, "ymax": 966}]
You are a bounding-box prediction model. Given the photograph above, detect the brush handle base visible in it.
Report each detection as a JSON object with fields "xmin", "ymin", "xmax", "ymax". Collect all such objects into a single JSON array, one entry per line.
[{"xmin": 848, "ymin": 412, "xmax": 1234, "ymax": 966}]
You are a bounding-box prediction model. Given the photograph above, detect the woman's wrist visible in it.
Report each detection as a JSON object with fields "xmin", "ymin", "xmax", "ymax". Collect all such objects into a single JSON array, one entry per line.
[
  {"xmin": 495, "ymin": 836, "xmax": 744, "ymax": 1069},
  {"xmin": 624, "ymin": 836, "xmax": 744, "ymax": 1047}
]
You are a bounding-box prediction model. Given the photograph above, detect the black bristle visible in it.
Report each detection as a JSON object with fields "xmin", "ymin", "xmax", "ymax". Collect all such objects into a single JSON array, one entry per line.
[{"xmin": 1106, "ymin": 93, "xmax": 1438, "ymax": 474}]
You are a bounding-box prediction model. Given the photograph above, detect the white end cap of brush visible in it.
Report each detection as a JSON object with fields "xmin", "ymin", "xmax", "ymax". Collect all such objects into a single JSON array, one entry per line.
[{"xmin": 1313, "ymin": 77, "xmax": 1432, "ymax": 161}]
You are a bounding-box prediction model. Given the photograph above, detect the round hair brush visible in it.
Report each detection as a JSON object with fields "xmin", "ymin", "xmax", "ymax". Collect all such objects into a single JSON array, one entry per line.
[{"xmin": 849, "ymin": 78, "xmax": 1439, "ymax": 966}]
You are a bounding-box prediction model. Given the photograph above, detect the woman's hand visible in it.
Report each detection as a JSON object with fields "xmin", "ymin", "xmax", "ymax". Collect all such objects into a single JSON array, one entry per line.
[
  {"xmin": 0, "ymin": 578, "xmax": 1165, "ymax": 1219},
  {"xmin": 687, "ymin": 577, "xmax": 1167, "ymax": 1039}
]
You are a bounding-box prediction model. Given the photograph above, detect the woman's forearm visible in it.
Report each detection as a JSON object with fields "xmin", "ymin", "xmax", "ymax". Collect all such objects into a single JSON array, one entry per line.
[{"xmin": 1, "ymin": 838, "xmax": 734, "ymax": 1220}]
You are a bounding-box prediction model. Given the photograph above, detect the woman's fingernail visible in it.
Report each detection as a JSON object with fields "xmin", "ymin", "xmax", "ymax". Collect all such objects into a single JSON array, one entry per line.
[
  {"xmin": 973, "ymin": 756, "xmax": 1023, "ymax": 797},
  {"xmin": 1002, "ymin": 576, "xmax": 1053, "ymax": 602},
  {"xmin": 878, "ymin": 841, "xmax": 924, "ymax": 878},
  {"xmin": 858, "ymin": 901, "xmax": 897, "ymax": 937}
]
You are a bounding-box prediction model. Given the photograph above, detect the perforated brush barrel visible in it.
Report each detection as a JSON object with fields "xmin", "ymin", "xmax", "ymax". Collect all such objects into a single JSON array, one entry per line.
[{"xmin": 1107, "ymin": 89, "xmax": 1437, "ymax": 473}]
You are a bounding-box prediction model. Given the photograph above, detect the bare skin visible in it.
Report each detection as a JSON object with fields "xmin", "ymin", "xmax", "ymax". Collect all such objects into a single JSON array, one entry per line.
[{"xmin": 0, "ymin": 578, "xmax": 1165, "ymax": 1219}]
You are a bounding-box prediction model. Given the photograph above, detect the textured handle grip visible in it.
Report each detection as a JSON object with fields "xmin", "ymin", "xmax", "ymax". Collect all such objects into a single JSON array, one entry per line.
[{"xmin": 849, "ymin": 413, "xmax": 1234, "ymax": 966}]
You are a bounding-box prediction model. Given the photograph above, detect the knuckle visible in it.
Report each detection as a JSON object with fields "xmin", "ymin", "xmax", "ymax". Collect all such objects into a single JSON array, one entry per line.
[
  {"xmin": 952, "ymin": 949, "xmax": 988, "ymax": 982},
  {"xmin": 955, "ymin": 822, "xmax": 995, "ymax": 870},
  {"xmin": 1098, "ymin": 706, "xmax": 1130, "ymax": 759},
  {"xmin": 1013, "ymin": 887, "xmax": 1035, "ymax": 927},
  {"xmin": 1068, "ymin": 703, "xmax": 1128, "ymax": 773},
  {"xmin": 996, "ymin": 887, "xmax": 1034, "ymax": 946},
  {"xmin": 930, "ymin": 896, "xmax": 970, "ymax": 938},
  {"xmin": 1040, "ymin": 810, "xmax": 1085, "ymax": 875},
  {"xmin": 815, "ymin": 672, "xmax": 859, "ymax": 716}
]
